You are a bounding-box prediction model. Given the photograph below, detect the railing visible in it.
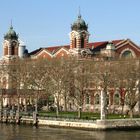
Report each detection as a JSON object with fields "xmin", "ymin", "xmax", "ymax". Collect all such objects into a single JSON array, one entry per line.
[
  {"xmin": 38, "ymin": 116, "xmax": 96, "ymax": 123},
  {"xmin": 0, "ymin": 109, "xmax": 97, "ymax": 123}
]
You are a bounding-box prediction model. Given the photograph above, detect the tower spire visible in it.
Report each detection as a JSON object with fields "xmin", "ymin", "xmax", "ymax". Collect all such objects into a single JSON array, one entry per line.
[
  {"xmin": 78, "ymin": 6, "xmax": 81, "ymax": 18},
  {"xmin": 10, "ymin": 19, "xmax": 13, "ymax": 29}
]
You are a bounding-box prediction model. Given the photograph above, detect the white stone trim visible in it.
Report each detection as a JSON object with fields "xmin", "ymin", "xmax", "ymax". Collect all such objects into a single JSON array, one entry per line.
[
  {"xmin": 53, "ymin": 47, "xmax": 69, "ymax": 57},
  {"xmin": 116, "ymin": 39, "xmax": 140, "ymax": 52},
  {"xmin": 115, "ymin": 39, "xmax": 126, "ymax": 46},
  {"xmin": 69, "ymin": 30, "xmax": 89, "ymax": 40},
  {"xmin": 120, "ymin": 48, "xmax": 136, "ymax": 58},
  {"xmin": 34, "ymin": 49, "xmax": 52, "ymax": 58}
]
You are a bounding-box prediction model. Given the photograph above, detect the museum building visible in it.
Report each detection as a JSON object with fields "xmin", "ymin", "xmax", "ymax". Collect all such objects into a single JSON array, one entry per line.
[{"xmin": 1, "ymin": 13, "xmax": 140, "ymax": 112}]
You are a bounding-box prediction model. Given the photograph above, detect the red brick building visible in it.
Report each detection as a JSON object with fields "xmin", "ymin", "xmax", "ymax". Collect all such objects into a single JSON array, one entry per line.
[
  {"xmin": 29, "ymin": 13, "xmax": 140, "ymax": 59},
  {"xmin": 2, "ymin": 14, "xmax": 140, "ymax": 60},
  {"xmin": 1, "ymin": 13, "xmax": 140, "ymax": 112}
]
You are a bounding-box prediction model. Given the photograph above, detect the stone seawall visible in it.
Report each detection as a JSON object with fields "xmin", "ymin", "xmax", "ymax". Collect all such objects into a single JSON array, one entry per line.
[
  {"xmin": 37, "ymin": 118, "xmax": 140, "ymax": 130},
  {"xmin": 96, "ymin": 119, "xmax": 140, "ymax": 130},
  {"xmin": 37, "ymin": 117, "xmax": 140, "ymax": 130},
  {"xmin": 2, "ymin": 116, "xmax": 140, "ymax": 130}
]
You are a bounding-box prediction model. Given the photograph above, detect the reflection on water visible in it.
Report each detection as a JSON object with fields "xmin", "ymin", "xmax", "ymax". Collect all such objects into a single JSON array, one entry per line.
[{"xmin": 0, "ymin": 124, "xmax": 140, "ymax": 140}]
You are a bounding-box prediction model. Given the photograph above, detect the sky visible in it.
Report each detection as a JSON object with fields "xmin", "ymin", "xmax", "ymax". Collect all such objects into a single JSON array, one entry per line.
[{"xmin": 0, "ymin": 0, "xmax": 140, "ymax": 55}]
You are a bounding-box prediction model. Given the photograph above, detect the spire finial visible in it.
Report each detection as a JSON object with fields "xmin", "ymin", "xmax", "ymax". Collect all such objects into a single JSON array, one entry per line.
[
  {"xmin": 78, "ymin": 6, "xmax": 81, "ymax": 18},
  {"xmin": 10, "ymin": 19, "xmax": 13, "ymax": 29}
]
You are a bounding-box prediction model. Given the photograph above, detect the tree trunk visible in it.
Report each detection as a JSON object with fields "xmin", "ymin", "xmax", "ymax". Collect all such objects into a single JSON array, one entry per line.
[
  {"xmin": 64, "ymin": 95, "xmax": 67, "ymax": 111},
  {"xmin": 35, "ymin": 98, "xmax": 38, "ymax": 114},
  {"xmin": 56, "ymin": 106, "xmax": 59, "ymax": 117},
  {"xmin": 56, "ymin": 100, "xmax": 59, "ymax": 117},
  {"xmin": 78, "ymin": 106, "xmax": 82, "ymax": 119},
  {"xmin": 24, "ymin": 98, "xmax": 27, "ymax": 112},
  {"xmin": 17, "ymin": 97, "xmax": 20, "ymax": 112},
  {"xmin": 0, "ymin": 97, "xmax": 3, "ymax": 111},
  {"xmin": 46, "ymin": 98, "xmax": 49, "ymax": 111},
  {"xmin": 138, "ymin": 101, "xmax": 140, "ymax": 113},
  {"xmin": 121, "ymin": 104, "xmax": 124, "ymax": 115},
  {"xmin": 0, "ymin": 97, "xmax": 3, "ymax": 120},
  {"xmin": 129, "ymin": 109, "xmax": 134, "ymax": 118}
]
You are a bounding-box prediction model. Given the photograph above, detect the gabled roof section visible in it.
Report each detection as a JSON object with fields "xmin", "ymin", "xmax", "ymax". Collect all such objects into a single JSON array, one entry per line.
[
  {"xmin": 30, "ymin": 48, "xmax": 52, "ymax": 58},
  {"xmin": 88, "ymin": 39, "xmax": 124, "ymax": 52},
  {"xmin": 35, "ymin": 49, "xmax": 52, "ymax": 57},
  {"xmin": 116, "ymin": 39, "xmax": 140, "ymax": 52},
  {"xmin": 54, "ymin": 47, "xmax": 69, "ymax": 56},
  {"xmin": 29, "ymin": 45, "xmax": 70, "ymax": 57},
  {"xmin": 29, "ymin": 40, "xmax": 124, "ymax": 56},
  {"xmin": 46, "ymin": 45, "xmax": 70, "ymax": 54}
]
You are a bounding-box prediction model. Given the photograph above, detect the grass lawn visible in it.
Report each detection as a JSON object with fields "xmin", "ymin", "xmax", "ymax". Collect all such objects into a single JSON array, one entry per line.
[{"xmin": 38, "ymin": 111, "xmax": 133, "ymax": 120}]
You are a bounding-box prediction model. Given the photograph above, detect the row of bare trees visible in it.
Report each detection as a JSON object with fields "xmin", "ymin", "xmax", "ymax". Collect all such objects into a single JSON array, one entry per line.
[{"xmin": 0, "ymin": 57, "xmax": 140, "ymax": 118}]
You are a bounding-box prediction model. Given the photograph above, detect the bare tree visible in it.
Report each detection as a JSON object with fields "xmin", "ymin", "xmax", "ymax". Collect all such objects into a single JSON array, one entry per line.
[
  {"xmin": 26, "ymin": 59, "xmax": 48, "ymax": 114},
  {"xmin": 90, "ymin": 60, "xmax": 116, "ymax": 119},
  {"xmin": 67, "ymin": 58, "xmax": 91, "ymax": 118},
  {"xmin": 45, "ymin": 58, "xmax": 70, "ymax": 116},
  {"xmin": 121, "ymin": 59, "xmax": 140, "ymax": 118},
  {"xmin": 111, "ymin": 58, "xmax": 140, "ymax": 118}
]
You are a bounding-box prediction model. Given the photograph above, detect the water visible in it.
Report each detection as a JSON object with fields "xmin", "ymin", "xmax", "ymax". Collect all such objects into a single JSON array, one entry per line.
[{"xmin": 0, "ymin": 124, "xmax": 140, "ymax": 140}]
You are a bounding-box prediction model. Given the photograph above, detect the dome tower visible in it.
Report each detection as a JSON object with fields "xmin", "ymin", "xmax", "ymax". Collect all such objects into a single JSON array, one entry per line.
[
  {"xmin": 69, "ymin": 12, "xmax": 90, "ymax": 56},
  {"xmin": 3, "ymin": 24, "xmax": 19, "ymax": 58}
]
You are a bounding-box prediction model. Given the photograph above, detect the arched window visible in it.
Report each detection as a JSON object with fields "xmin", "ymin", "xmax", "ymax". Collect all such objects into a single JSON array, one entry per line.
[
  {"xmin": 11, "ymin": 45, "xmax": 15, "ymax": 55},
  {"xmin": 114, "ymin": 93, "xmax": 120, "ymax": 105},
  {"xmin": 74, "ymin": 38, "xmax": 76, "ymax": 48},
  {"xmin": 81, "ymin": 37, "xmax": 84, "ymax": 48},
  {"xmin": 11, "ymin": 41, "xmax": 17, "ymax": 55},
  {"xmin": 85, "ymin": 94, "xmax": 90, "ymax": 104},
  {"xmin": 122, "ymin": 50, "xmax": 133, "ymax": 58},
  {"xmin": 94, "ymin": 94, "xmax": 100, "ymax": 105},
  {"xmin": 106, "ymin": 94, "xmax": 109, "ymax": 105}
]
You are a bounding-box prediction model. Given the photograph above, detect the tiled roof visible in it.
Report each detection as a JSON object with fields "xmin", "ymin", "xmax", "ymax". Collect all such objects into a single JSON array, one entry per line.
[
  {"xmin": 29, "ymin": 48, "xmax": 42, "ymax": 55},
  {"xmin": 45, "ymin": 45, "xmax": 70, "ymax": 54},
  {"xmin": 29, "ymin": 40, "xmax": 123, "ymax": 56},
  {"xmin": 88, "ymin": 40, "xmax": 123, "ymax": 49}
]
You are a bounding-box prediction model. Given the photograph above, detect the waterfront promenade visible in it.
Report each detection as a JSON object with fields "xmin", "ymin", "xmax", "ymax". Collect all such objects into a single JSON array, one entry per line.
[
  {"xmin": 1, "ymin": 113, "xmax": 140, "ymax": 130},
  {"xmin": 21, "ymin": 116, "xmax": 140, "ymax": 130}
]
